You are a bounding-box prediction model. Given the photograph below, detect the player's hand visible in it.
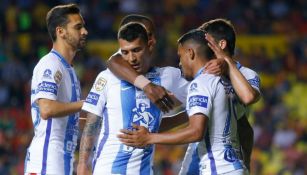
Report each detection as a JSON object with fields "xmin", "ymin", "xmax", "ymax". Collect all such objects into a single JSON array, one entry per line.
[
  {"xmin": 204, "ymin": 58, "xmax": 227, "ymax": 76},
  {"xmin": 77, "ymin": 163, "xmax": 92, "ymax": 175},
  {"xmin": 143, "ymin": 83, "xmax": 174, "ymax": 113},
  {"xmin": 205, "ymin": 33, "xmax": 234, "ymax": 75},
  {"xmin": 118, "ymin": 124, "xmax": 150, "ymax": 148}
]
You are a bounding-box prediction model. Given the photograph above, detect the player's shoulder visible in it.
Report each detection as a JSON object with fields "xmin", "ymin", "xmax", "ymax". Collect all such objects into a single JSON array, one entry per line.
[
  {"xmin": 34, "ymin": 52, "xmax": 62, "ymax": 72},
  {"xmin": 239, "ymin": 65, "xmax": 258, "ymax": 75},
  {"xmin": 198, "ymin": 73, "xmax": 219, "ymax": 83},
  {"xmin": 191, "ymin": 73, "xmax": 220, "ymax": 91},
  {"xmin": 96, "ymin": 68, "xmax": 120, "ymax": 82},
  {"xmin": 157, "ymin": 66, "xmax": 181, "ymax": 76}
]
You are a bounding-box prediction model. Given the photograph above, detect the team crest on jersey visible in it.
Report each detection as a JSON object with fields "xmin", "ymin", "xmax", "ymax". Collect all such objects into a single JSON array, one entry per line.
[
  {"xmin": 43, "ymin": 69, "xmax": 52, "ymax": 79},
  {"xmin": 54, "ymin": 70, "xmax": 62, "ymax": 84},
  {"xmin": 189, "ymin": 82, "xmax": 198, "ymax": 92},
  {"xmin": 94, "ymin": 77, "xmax": 106, "ymax": 91}
]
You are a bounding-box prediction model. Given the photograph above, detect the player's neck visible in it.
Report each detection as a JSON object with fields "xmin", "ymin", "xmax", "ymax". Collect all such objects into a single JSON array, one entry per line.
[
  {"xmin": 53, "ymin": 41, "xmax": 76, "ymax": 65},
  {"xmin": 192, "ymin": 59, "xmax": 206, "ymax": 78}
]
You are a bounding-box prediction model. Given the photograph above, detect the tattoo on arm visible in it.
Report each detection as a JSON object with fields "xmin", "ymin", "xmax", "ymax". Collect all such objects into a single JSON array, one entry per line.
[{"xmin": 79, "ymin": 113, "xmax": 102, "ymax": 166}]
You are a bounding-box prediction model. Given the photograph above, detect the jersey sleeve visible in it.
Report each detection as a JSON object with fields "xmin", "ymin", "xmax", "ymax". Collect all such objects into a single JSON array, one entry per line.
[
  {"xmin": 33, "ymin": 61, "xmax": 63, "ymax": 102},
  {"xmin": 186, "ymin": 78, "xmax": 212, "ymax": 118},
  {"xmin": 162, "ymin": 67, "xmax": 189, "ymax": 118},
  {"xmin": 82, "ymin": 72, "xmax": 108, "ymax": 117},
  {"xmin": 169, "ymin": 67, "xmax": 189, "ymax": 104},
  {"xmin": 240, "ymin": 67, "xmax": 261, "ymax": 93}
]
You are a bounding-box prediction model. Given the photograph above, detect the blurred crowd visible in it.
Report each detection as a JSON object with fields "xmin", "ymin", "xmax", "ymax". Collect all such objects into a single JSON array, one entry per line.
[{"xmin": 0, "ymin": 0, "xmax": 306, "ymax": 174}]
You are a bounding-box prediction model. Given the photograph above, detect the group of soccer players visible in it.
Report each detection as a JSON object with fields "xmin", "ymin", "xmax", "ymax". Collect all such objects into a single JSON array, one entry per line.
[{"xmin": 25, "ymin": 3, "xmax": 261, "ymax": 175}]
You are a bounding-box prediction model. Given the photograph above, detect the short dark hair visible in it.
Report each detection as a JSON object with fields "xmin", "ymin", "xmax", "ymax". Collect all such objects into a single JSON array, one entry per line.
[
  {"xmin": 46, "ymin": 4, "xmax": 80, "ymax": 42},
  {"xmin": 198, "ymin": 18, "xmax": 236, "ymax": 56},
  {"xmin": 118, "ymin": 22, "xmax": 148, "ymax": 43},
  {"xmin": 119, "ymin": 14, "xmax": 155, "ymax": 36},
  {"xmin": 178, "ymin": 29, "xmax": 214, "ymax": 60},
  {"xmin": 120, "ymin": 14, "xmax": 152, "ymax": 27}
]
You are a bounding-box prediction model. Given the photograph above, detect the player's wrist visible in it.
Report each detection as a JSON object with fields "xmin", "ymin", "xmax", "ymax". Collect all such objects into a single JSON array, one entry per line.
[{"xmin": 134, "ymin": 75, "xmax": 151, "ymax": 90}]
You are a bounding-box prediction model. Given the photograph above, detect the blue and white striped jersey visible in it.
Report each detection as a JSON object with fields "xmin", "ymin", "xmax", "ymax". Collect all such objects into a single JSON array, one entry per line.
[
  {"xmin": 179, "ymin": 64, "xmax": 260, "ymax": 175},
  {"xmin": 82, "ymin": 67, "xmax": 188, "ymax": 175},
  {"xmin": 25, "ymin": 49, "xmax": 81, "ymax": 175}
]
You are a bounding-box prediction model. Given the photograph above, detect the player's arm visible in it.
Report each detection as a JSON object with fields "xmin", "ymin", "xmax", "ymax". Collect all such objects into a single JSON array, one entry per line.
[
  {"xmin": 118, "ymin": 114, "xmax": 208, "ymax": 147},
  {"xmin": 159, "ymin": 112, "xmax": 188, "ymax": 132},
  {"xmin": 38, "ymin": 99, "xmax": 83, "ymax": 120},
  {"xmin": 107, "ymin": 53, "xmax": 174, "ymax": 112},
  {"xmin": 77, "ymin": 113, "xmax": 102, "ymax": 175},
  {"xmin": 237, "ymin": 115, "xmax": 253, "ymax": 171},
  {"xmin": 206, "ymin": 33, "xmax": 260, "ymax": 105}
]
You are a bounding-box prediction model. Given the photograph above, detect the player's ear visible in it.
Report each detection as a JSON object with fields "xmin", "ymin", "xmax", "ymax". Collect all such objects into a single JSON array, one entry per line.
[
  {"xmin": 187, "ymin": 48, "xmax": 195, "ymax": 60},
  {"xmin": 148, "ymin": 39, "xmax": 155, "ymax": 53},
  {"xmin": 56, "ymin": 26, "xmax": 65, "ymax": 38},
  {"xmin": 218, "ymin": 39, "xmax": 227, "ymax": 50}
]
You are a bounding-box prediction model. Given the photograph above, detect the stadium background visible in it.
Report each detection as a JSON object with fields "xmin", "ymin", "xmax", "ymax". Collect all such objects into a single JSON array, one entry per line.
[{"xmin": 0, "ymin": 0, "xmax": 306, "ymax": 174}]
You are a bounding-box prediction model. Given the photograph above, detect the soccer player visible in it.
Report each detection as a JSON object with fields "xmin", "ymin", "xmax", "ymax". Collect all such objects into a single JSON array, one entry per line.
[
  {"xmin": 24, "ymin": 4, "xmax": 87, "ymax": 175},
  {"xmin": 196, "ymin": 19, "xmax": 261, "ymax": 172},
  {"xmin": 118, "ymin": 29, "xmax": 249, "ymax": 175},
  {"xmin": 77, "ymin": 23, "xmax": 189, "ymax": 175}
]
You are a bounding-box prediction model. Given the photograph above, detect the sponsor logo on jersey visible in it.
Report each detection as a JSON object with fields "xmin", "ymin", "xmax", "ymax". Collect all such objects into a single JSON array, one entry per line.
[
  {"xmin": 43, "ymin": 69, "xmax": 52, "ymax": 79},
  {"xmin": 94, "ymin": 77, "xmax": 107, "ymax": 91},
  {"xmin": 54, "ymin": 70, "xmax": 62, "ymax": 84},
  {"xmin": 188, "ymin": 95, "xmax": 208, "ymax": 108},
  {"xmin": 37, "ymin": 81, "xmax": 58, "ymax": 95},
  {"xmin": 85, "ymin": 92, "xmax": 100, "ymax": 105}
]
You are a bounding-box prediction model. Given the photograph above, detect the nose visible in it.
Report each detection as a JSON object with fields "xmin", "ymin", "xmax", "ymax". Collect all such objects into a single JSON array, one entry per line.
[
  {"xmin": 128, "ymin": 53, "xmax": 137, "ymax": 63},
  {"xmin": 82, "ymin": 27, "xmax": 88, "ymax": 36}
]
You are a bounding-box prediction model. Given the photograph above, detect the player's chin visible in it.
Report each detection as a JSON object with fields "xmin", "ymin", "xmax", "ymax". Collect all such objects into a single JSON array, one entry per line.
[{"xmin": 79, "ymin": 40, "xmax": 87, "ymax": 47}]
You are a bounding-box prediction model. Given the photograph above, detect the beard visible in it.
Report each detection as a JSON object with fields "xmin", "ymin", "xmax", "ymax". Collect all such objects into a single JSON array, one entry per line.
[{"xmin": 65, "ymin": 33, "xmax": 87, "ymax": 51}]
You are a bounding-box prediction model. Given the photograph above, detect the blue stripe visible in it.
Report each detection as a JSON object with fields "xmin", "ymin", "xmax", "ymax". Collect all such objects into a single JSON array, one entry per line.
[
  {"xmin": 139, "ymin": 73, "xmax": 162, "ymax": 174},
  {"xmin": 205, "ymin": 130, "xmax": 217, "ymax": 175},
  {"xmin": 92, "ymin": 109, "xmax": 109, "ymax": 170},
  {"xmin": 140, "ymin": 147, "xmax": 154, "ymax": 175},
  {"xmin": 187, "ymin": 143, "xmax": 200, "ymax": 175},
  {"xmin": 111, "ymin": 80, "xmax": 136, "ymax": 174},
  {"xmin": 63, "ymin": 69, "xmax": 79, "ymax": 175},
  {"xmin": 223, "ymin": 99, "xmax": 232, "ymax": 137},
  {"xmin": 51, "ymin": 50, "xmax": 71, "ymax": 68},
  {"xmin": 41, "ymin": 119, "xmax": 52, "ymax": 175},
  {"xmin": 51, "ymin": 49, "xmax": 80, "ymax": 175},
  {"xmin": 236, "ymin": 61, "xmax": 242, "ymax": 69}
]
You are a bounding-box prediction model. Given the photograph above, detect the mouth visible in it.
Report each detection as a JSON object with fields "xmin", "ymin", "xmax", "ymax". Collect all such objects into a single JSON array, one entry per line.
[
  {"xmin": 131, "ymin": 64, "xmax": 140, "ymax": 71},
  {"xmin": 80, "ymin": 38, "xmax": 87, "ymax": 43}
]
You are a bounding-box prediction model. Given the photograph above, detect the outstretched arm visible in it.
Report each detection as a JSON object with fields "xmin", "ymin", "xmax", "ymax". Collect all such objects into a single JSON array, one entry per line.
[
  {"xmin": 107, "ymin": 53, "xmax": 174, "ymax": 112},
  {"xmin": 118, "ymin": 114, "xmax": 207, "ymax": 147},
  {"xmin": 77, "ymin": 113, "xmax": 102, "ymax": 175}
]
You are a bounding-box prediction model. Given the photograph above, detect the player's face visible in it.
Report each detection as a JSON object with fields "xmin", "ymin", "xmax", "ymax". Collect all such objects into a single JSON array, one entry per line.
[
  {"xmin": 119, "ymin": 37, "xmax": 151, "ymax": 74},
  {"xmin": 178, "ymin": 44, "xmax": 193, "ymax": 81},
  {"xmin": 62, "ymin": 14, "xmax": 88, "ymax": 50}
]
